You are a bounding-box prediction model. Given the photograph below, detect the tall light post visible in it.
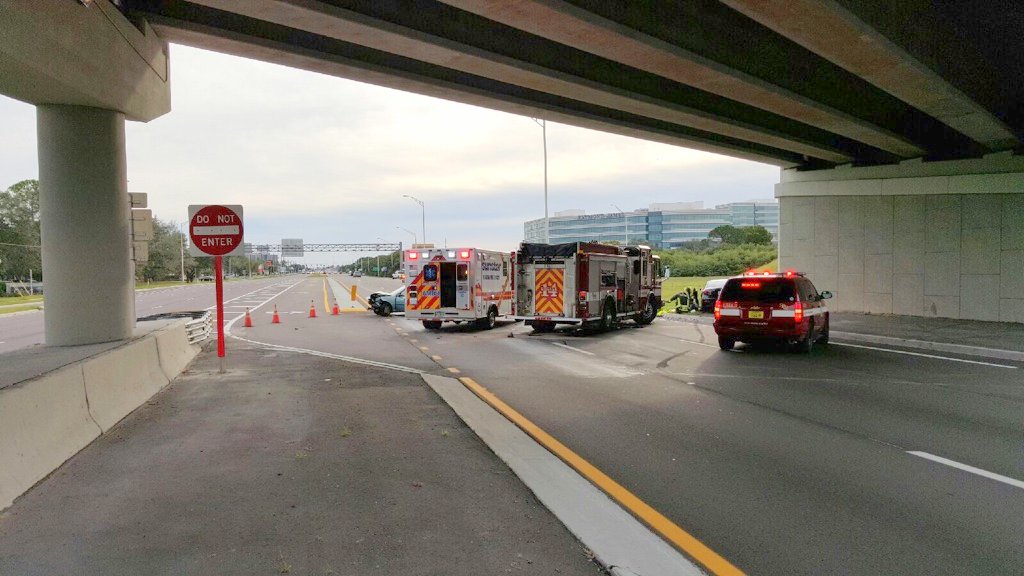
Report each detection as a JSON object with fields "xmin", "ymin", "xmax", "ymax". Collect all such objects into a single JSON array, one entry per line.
[
  {"xmin": 531, "ymin": 118, "xmax": 549, "ymax": 243},
  {"xmin": 402, "ymin": 195, "xmax": 425, "ymax": 246},
  {"xmin": 377, "ymin": 236, "xmax": 392, "ymax": 276},
  {"xmin": 397, "ymin": 226, "xmax": 417, "ymax": 246},
  {"xmin": 612, "ymin": 203, "xmax": 628, "ymax": 245},
  {"xmin": 178, "ymin": 221, "xmax": 186, "ymax": 282}
]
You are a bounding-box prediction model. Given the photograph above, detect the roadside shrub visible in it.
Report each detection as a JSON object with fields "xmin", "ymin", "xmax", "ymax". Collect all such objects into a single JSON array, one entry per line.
[{"xmin": 657, "ymin": 244, "xmax": 777, "ymax": 277}]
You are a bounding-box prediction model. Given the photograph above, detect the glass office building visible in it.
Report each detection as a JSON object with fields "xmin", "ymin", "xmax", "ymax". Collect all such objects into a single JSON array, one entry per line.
[{"xmin": 523, "ymin": 201, "xmax": 778, "ymax": 249}]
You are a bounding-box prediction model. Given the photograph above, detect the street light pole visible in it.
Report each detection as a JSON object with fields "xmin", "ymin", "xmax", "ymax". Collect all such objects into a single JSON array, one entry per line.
[
  {"xmin": 397, "ymin": 226, "xmax": 417, "ymax": 246},
  {"xmin": 403, "ymin": 195, "xmax": 425, "ymax": 245},
  {"xmin": 178, "ymin": 221, "xmax": 186, "ymax": 282},
  {"xmin": 377, "ymin": 237, "xmax": 390, "ymax": 276},
  {"xmin": 612, "ymin": 204, "xmax": 628, "ymax": 245},
  {"xmin": 531, "ymin": 118, "xmax": 549, "ymax": 243}
]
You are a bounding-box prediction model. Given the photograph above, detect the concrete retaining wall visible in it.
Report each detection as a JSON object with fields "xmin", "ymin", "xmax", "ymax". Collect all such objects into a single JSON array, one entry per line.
[
  {"xmin": 0, "ymin": 321, "xmax": 200, "ymax": 510},
  {"xmin": 777, "ymin": 157, "xmax": 1024, "ymax": 322}
]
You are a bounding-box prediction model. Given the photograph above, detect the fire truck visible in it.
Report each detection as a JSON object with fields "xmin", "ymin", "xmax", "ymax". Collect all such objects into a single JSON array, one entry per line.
[
  {"xmin": 513, "ymin": 242, "xmax": 662, "ymax": 332},
  {"xmin": 403, "ymin": 247, "xmax": 513, "ymax": 330}
]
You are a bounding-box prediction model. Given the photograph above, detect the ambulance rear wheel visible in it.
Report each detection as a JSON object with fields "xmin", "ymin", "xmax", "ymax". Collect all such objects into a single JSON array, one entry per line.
[
  {"xmin": 423, "ymin": 320, "xmax": 442, "ymax": 330},
  {"xmin": 478, "ymin": 307, "xmax": 498, "ymax": 330}
]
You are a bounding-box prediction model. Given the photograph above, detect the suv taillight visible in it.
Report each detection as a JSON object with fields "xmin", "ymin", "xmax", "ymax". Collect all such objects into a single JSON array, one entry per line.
[
  {"xmin": 714, "ymin": 300, "xmax": 722, "ymax": 320},
  {"xmin": 794, "ymin": 300, "xmax": 804, "ymax": 323}
]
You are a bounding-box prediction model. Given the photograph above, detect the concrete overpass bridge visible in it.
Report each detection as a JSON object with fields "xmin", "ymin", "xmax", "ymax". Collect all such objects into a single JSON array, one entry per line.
[{"xmin": 1, "ymin": 0, "xmax": 1022, "ymax": 344}]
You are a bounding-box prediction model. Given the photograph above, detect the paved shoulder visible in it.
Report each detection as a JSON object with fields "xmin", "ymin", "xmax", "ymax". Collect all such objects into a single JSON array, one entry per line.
[{"xmin": 0, "ymin": 342, "xmax": 605, "ymax": 576}]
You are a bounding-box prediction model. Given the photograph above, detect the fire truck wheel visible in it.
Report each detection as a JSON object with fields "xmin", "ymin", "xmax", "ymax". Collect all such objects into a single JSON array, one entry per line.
[
  {"xmin": 600, "ymin": 299, "xmax": 615, "ymax": 331},
  {"xmin": 423, "ymin": 320, "xmax": 442, "ymax": 330},
  {"xmin": 635, "ymin": 299, "xmax": 656, "ymax": 325},
  {"xmin": 531, "ymin": 320, "xmax": 555, "ymax": 333},
  {"xmin": 478, "ymin": 307, "xmax": 498, "ymax": 330},
  {"xmin": 379, "ymin": 302, "xmax": 393, "ymax": 317}
]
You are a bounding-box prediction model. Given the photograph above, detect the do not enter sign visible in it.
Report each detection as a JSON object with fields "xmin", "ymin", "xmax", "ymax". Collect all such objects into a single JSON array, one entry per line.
[{"xmin": 189, "ymin": 204, "xmax": 244, "ymax": 257}]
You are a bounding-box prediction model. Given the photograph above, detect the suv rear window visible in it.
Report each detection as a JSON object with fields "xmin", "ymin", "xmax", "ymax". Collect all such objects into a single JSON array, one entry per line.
[{"xmin": 720, "ymin": 278, "xmax": 797, "ymax": 304}]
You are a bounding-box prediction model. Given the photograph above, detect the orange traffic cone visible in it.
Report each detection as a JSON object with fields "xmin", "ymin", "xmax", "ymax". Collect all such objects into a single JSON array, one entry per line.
[
  {"xmin": 332, "ymin": 300, "xmax": 340, "ymax": 315},
  {"xmin": 243, "ymin": 308, "xmax": 253, "ymax": 328},
  {"xmin": 271, "ymin": 305, "xmax": 281, "ymax": 324},
  {"xmin": 309, "ymin": 300, "xmax": 317, "ymax": 318}
]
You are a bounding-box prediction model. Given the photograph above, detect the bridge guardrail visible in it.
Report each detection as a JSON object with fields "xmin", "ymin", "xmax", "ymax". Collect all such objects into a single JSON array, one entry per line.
[{"xmin": 185, "ymin": 312, "xmax": 212, "ymax": 344}]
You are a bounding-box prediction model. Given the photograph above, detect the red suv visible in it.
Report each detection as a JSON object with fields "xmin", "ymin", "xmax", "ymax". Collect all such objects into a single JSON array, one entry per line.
[{"xmin": 713, "ymin": 271, "xmax": 832, "ymax": 352}]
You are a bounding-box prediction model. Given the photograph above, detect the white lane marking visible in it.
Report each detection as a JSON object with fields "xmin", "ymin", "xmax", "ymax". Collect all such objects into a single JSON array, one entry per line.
[
  {"xmin": 550, "ymin": 342, "xmax": 595, "ymax": 356},
  {"xmin": 678, "ymin": 339, "xmax": 718, "ymax": 349},
  {"xmin": 832, "ymin": 342, "xmax": 1018, "ymax": 369},
  {"xmin": 908, "ymin": 451, "xmax": 1024, "ymax": 490},
  {"xmin": 231, "ymin": 335, "xmax": 424, "ymax": 374},
  {"xmin": 223, "ymin": 282, "xmax": 304, "ymax": 330},
  {"xmin": 205, "ymin": 282, "xmax": 296, "ymax": 311}
]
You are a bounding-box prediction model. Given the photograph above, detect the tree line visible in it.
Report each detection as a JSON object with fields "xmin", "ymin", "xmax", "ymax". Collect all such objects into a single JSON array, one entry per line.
[{"xmin": 653, "ymin": 224, "xmax": 777, "ymax": 277}]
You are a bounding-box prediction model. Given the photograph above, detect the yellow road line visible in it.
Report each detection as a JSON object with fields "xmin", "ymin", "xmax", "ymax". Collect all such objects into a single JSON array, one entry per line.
[
  {"xmin": 447, "ymin": 367, "xmax": 461, "ymax": 374},
  {"xmin": 431, "ymin": 355, "xmax": 442, "ymax": 361},
  {"xmin": 322, "ymin": 278, "xmax": 331, "ymax": 315},
  {"xmin": 457, "ymin": 376, "xmax": 744, "ymax": 576}
]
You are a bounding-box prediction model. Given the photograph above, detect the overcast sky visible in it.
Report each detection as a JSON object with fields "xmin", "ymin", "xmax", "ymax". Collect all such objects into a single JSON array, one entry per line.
[{"xmin": 0, "ymin": 44, "xmax": 779, "ymax": 265}]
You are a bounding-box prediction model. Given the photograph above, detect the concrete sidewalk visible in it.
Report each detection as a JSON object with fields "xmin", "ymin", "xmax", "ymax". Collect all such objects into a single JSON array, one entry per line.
[
  {"xmin": 0, "ymin": 340, "xmax": 604, "ymax": 576},
  {"xmin": 662, "ymin": 310, "xmax": 1024, "ymax": 361}
]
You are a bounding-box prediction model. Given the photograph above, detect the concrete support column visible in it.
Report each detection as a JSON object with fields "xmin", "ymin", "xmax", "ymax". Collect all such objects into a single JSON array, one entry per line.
[{"xmin": 37, "ymin": 105, "xmax": 134, "ymax": 346}]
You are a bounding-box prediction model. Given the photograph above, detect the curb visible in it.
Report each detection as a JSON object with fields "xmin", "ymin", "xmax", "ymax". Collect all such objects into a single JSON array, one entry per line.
[
  {"xmin": 658, "ymin": 313, "xmax": 1023, "ymax": 363},
  {"xmin": 422, "ymin": 374, "xmax": 707, "ymax": 576},
  {"xmin": 828, "ymin": 331, "xmax": 1024, "ymax": 363}
]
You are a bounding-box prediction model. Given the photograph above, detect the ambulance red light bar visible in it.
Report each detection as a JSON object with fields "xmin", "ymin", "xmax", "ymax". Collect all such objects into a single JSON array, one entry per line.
[
  {"xmin": 407, "ymin": 251, "xmax": 419, "ymax": 260},
  {"xmin": 459, "ymin": 250, "xmax": 471, "ymax": 259}
]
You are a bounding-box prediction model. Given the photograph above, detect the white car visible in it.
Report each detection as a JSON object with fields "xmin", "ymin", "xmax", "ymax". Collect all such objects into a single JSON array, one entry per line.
[{"xmin": 700, "ymin": 278, "xmax": 729, "ymax": 312}]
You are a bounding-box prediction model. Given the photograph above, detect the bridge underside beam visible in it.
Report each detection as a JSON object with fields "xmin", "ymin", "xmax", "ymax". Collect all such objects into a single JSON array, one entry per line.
[
  {"xmin": 722, "ymin": 0, "xmax": 1020, "ymax": 152},
  {"xmin": 125, "ymin": 0, "xmax": 1021, "ymax": 169},
  {"xmin": 0, "ymin": 0, "xmax": 170, "ymax": 121}
]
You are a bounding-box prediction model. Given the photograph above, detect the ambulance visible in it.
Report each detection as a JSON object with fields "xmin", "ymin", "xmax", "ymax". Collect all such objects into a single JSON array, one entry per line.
[
  {"xmin": 403, "ymin": 247, "xmax": 513, "ymax": 330},
  {"xmin": 513, "ymin": 242, "xmax": 662, "ymax": 332}
]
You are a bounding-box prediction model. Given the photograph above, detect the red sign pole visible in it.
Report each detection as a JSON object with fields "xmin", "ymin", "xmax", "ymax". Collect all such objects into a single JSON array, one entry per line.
[{"xmin": 214, "ymin": 255, "xmax": 225, "ymax": 365}]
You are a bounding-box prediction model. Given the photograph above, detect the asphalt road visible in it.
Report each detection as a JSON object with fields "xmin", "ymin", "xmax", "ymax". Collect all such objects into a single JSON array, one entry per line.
[
  {"xmin": 0, "ymin": 274, "xmax": 386, "ymax": 354},
  {"xmin": 9, "ymin": 275, "xmax": 1024, "ymax": 574}
]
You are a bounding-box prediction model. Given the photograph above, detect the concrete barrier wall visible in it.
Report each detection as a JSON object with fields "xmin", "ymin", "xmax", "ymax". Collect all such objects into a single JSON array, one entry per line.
[
  {"xmin": 83, "ymin": 337, "xmax": 170, "ymax": 432},
  {"xmin": 0, "ymin": 365, "xmax": 102, "ymax": 510},
  {"xmin": 0, "ymin": 321, "xmax": 200, "ymax": 510},
  {"xmin": 154, "ymin": 323, "xmax": 194, "ymax": 382}
]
